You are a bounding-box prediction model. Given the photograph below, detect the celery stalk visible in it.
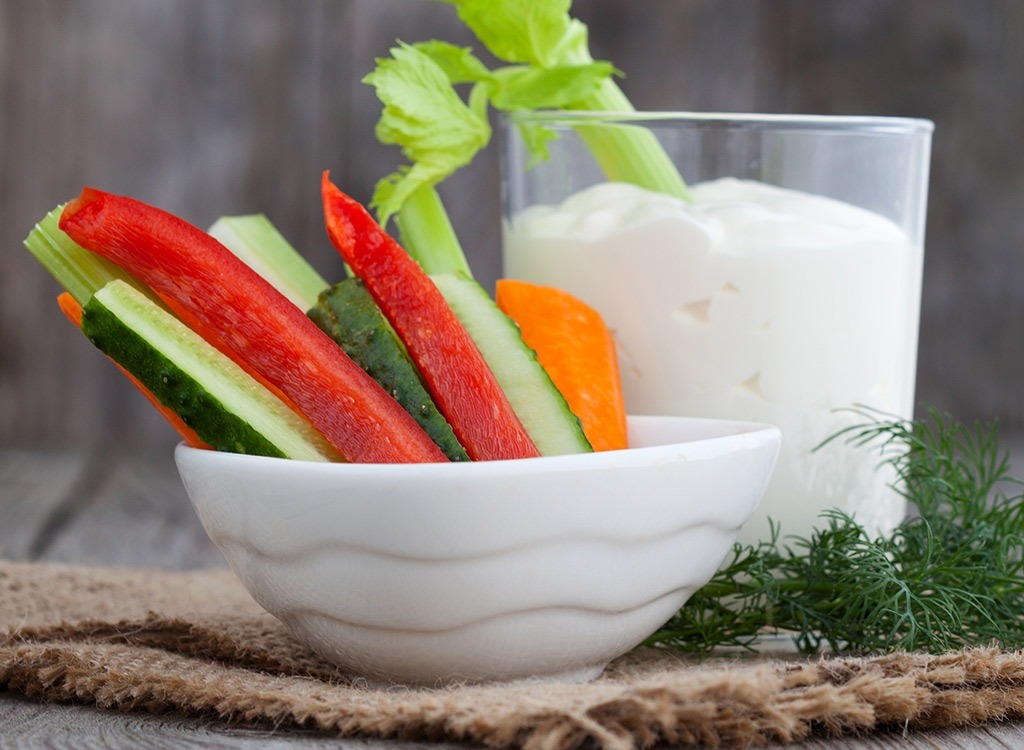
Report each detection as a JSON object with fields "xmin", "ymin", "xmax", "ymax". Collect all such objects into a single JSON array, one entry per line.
[
  {"xmin": 372, "ymin": 2, "xmax": 692, "ymax": 270},
  {"xmin": 570, "ymin": 78, "xmax": 691, "ymax": 201},
  {"xmin": 24, "ymin": 207, "xmax": 141, "ymax": 305},
  {"xmin": 396, "ymin": 84, "xmax": 691, "ymax": 275},
  {"xmin": 25, "ymin": 206, "xmax": 167, "ymax": 335},
  {"xmin": 26, "ymin": 208, "xmax": 329, "ymax": 314},
  {"xmin": 394, "ymin": 185, "xmax": 473, "ymax": 277},
  {"xmin": 208, "ymin": 215, "xmax": 329, "ymax": 311}
]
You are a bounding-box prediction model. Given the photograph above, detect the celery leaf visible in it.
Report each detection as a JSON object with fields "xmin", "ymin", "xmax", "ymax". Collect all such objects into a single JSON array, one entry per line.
[
  {"xmin": 491, "ymin": 62, "xmax": 616, "ymax": 111},
  {"xmin": 442, "ymin": 0, "xmax": 579, "ymax": 67},
  {"xmin": 410, "ymin": 40, "xmax": 492, "ymax": 84},
  {"xmin": 364, "ymin": 42, "xmax": 491, "ymax": 225},
  {"xmin": 370, "ymin": 0, "xmax": 689, "ymax": 258}
]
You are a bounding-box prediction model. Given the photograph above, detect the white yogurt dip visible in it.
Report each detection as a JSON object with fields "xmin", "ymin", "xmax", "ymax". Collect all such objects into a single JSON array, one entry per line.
[{"xmin": 503, "ymin": 178, "xmax": 924, "ymax": 543}]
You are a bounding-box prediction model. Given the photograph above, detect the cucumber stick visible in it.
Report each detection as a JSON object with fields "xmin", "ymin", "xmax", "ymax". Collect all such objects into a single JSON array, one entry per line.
[
  {"xmin": 84, "ymin": 280, "xmax": 340, "ymax": 462},
  {"xmin": 309, "ymin": 278, "xmax": 469, "ymax": 462},
  {"xmin": 430, "ymin": 273, "xmax": 592, "ymax": 456}
]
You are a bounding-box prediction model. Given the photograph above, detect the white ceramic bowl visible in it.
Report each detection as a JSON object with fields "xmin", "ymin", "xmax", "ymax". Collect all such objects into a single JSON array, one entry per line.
[{"xmin": 176, "ymin": 415, "xmax": 780, "ymax": 685}]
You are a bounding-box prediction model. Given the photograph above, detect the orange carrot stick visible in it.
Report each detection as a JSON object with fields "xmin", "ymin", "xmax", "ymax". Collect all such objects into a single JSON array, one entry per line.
[
  {"xmin": 57, "ymin": 290, "xmax": 84, "ymax": 327},
  {"xmin": 56, "ymin": 292, "xmax": 210, "ymax": 449},
  {"xmin": 495, "ymin": 280, "xmax": 628, "ymax": 452}
]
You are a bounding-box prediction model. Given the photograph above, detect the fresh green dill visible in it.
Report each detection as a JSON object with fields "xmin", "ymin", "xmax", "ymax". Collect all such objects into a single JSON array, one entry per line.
[{"xmin": 649, "ymin": 406, "xmax": 1024, "ymax": 655}]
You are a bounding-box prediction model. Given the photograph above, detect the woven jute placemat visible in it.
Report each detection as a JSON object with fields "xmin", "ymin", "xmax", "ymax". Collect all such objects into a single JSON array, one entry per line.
[{"xmin": 3, "ymin": 560, "xmax": 1024, "ymax": 748}]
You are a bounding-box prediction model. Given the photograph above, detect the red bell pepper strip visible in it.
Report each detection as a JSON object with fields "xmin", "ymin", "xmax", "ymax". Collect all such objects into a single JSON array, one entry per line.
[
  {"xmin": 320, "ymin": 171, "xmax": 540, "ymax": 462},
  {"xmin": 59, "ymin": 188, "xmax": 448, "ymax": 464}
]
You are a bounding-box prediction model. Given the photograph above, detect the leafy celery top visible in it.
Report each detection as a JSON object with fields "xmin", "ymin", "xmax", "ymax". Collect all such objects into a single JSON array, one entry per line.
[
  {"xmin": 364, "ymin": 0, "xmax": 688, "ymax": 276},
  {"xmin": 364, "ymin": 0, "xmax": 1024, "ymax": 656}
]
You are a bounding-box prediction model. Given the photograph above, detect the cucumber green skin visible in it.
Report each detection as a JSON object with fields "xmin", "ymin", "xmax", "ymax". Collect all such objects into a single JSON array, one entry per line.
[
  {"xmin": 431, "ymin": 273, "xmax": 593, "ymax": 457},
  {"xmin": 84, "ymin": 303, "xmax": 288, "ymax": 458},
  {"xmin": 82, "ymin": 282, "xmax": 338, "ymax": 461},
  {"xmin": 309, "ymin": 279, "xmax": 470, "ymax": 462}
]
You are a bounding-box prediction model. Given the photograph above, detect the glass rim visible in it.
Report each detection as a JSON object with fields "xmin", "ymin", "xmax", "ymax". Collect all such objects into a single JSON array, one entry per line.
[{"xmin": 503, "ymin": 110, "xmax": 934, "ymax": 135}]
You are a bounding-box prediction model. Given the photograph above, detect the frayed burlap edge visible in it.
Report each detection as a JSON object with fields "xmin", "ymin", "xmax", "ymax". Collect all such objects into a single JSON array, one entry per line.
[{"xmin": 5, "ymin": 561, "xmax": 1024, "ymax": 749}]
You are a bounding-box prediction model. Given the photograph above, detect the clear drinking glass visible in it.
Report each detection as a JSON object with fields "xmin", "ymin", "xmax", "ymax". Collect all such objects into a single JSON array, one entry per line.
[{"xmin": 500, "ymin": 112, "xmax": 933, "ymax": 544}]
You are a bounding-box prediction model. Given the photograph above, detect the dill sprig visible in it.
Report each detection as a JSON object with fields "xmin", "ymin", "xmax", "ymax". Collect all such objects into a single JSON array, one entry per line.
[{"xmin": 650, "ymin": 407, "xmax": 1024, "ymax": 655}]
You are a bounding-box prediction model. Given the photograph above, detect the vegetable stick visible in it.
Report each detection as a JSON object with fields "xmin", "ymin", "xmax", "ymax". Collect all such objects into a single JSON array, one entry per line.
[
  {"xmin": 36, "ymin": 211, "xmax": 314, "ymax": 450},
  {"xmin": 496, "ymin": 279, "xmax": 627, "ymax": 452},
  {"xmin": 59, "ymin": 187, "xmax": 448, "ymax": 464},
  {"xmin": 56, "ymin": 292, "xmax": 209, "ymax": 449},
  {"xmin": 321, "ymin": 172, "xmax": 540, "ymax": 462},
  {"xmin": 56, "ymin": 290, "xmax": 84, "ymax": 328}
]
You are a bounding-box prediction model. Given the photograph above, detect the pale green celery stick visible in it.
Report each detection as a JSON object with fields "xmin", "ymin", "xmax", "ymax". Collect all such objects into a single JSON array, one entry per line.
[
  {"xmin": 395, "ymin": 89, "xmax": 689, "ymax": 274},
  {"xmin": 380, "ymin": 2, "xmax": 690, "ymax": 269},
  {"xmin": 24, "ymin": 206, "xmax": 143, "ymax": 305},
  {"xmin": 570, "ymin": 78, "xmax": 691, "ymax": 202},
  {"xmin": 209, "ymin": 215, "xmax": 329, "ymax": 311},
  {"xmin": 394, "ymin": 185, "xmax": 473, "ymax": 276}
]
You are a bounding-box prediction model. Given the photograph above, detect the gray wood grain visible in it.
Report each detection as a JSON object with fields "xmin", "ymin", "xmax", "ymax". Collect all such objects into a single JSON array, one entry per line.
[
  {"xmin": 0, "ymin": 451, "xmax": 88, "ymax": 560},
  {"xmin": 38, "ymin": 452, "xmax": 225, "ymax": 569},
  {"xmin": 2, "ymin": 0, "xmax": 1024, "ymax": 456},
  {"xmin": 0, "ymin": 449, "xmax": 223, "ymax": 568},
  {"xmin": 0, "ymin": 692, "xmax": 464, "ymax": 750}
]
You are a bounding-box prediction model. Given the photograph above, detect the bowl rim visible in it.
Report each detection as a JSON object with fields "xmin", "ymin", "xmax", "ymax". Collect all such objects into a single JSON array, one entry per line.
[{"xmin": 174, "ymin": 414, "xmax": 780, "ymax": 478}]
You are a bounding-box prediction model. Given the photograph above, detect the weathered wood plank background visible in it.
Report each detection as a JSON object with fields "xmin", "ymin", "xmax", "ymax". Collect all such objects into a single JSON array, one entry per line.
[{"xmin": 2, "ymin": 0, "xmax": 1023, "ymax": 456}]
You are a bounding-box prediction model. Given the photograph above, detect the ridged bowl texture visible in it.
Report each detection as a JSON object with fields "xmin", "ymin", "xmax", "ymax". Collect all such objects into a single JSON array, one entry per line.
[{"xmin": 176, "ymin": 415, "xmax": 780, "ymax": 685}]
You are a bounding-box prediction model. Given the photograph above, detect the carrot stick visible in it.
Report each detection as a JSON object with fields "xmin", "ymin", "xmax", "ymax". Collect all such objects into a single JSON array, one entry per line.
[
  {"xmin": 57, "ymin": 290, "xmax": 84, "ymax": 327},
  {"xmin": 495, "ymin": 280, "xmax": 628, "ymax": 452},
  {"xmin": 56, "ymin": 292, "xmax": 210, "ymax": 449}
]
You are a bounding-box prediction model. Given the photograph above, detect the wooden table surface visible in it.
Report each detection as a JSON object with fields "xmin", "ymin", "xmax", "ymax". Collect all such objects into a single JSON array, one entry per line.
[{"xmin": 3, "ymin": 448, "xmax": 1024, "ymax": 749}]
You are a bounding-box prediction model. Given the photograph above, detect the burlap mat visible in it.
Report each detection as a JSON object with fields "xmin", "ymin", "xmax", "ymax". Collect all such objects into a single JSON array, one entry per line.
[{"xmin": 3, "ymin": 560, "xmax": 1024, "ymax": 748}]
